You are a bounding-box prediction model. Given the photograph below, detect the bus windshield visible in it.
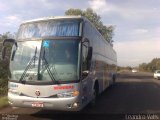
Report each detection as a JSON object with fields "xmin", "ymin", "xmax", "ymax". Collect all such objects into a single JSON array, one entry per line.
[
  {"xmin": 17, "ymin": 19, "xmax": 81, "ymax": 39},
  {"xmin": 10, "ymin": 39, "xmax": 80, "ymax": 83},
  {"xmin": 10, "ymin": 19, "xmax": 81, "ymax": 83}
]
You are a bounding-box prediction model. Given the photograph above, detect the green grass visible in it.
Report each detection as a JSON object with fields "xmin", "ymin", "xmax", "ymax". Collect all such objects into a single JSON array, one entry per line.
[{"xmin": 0, "ymin": 96, "xmax": 8, "ymax": 108}]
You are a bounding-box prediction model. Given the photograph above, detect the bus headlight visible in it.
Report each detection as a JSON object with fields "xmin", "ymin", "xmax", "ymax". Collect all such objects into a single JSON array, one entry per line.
[
  {"xmin": 57, "ymin": 91, "xmax": 79, "ymax": 98},
  {"xmin": 8, "ymin": 89, "xmax": 20, "ymax": 95}
]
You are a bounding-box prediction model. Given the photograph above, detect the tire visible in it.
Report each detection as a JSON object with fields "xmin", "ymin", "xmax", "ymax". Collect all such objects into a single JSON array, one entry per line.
[
  {"xmin": 112, "ymin": 74, "xmax": 116, "ymax": 85},
  {"xmin": 90, "ymin": 82, "xmax": 99, "ymax": 107}
]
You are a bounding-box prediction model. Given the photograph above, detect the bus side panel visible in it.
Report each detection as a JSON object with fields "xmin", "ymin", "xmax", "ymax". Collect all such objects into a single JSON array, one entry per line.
[{"xmin": 82, "ymin": 19, "xmax": 117, "ymax": 96}]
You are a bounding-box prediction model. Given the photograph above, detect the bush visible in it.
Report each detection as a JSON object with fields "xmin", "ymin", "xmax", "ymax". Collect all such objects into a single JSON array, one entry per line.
[
  {"xmin": 0, "ymin": 32, "xmax": 14, "ymax": 96},
  {"xmin": 0, "ymin": 59, "xmax": 9, "ymax": 96},
  {"xmin": 0, "ymin": 79, "xmax": 8, "ymax": 96},
  {"xmin": 139, "ymin": 58, "xmax": 160, "ymax": 72}
]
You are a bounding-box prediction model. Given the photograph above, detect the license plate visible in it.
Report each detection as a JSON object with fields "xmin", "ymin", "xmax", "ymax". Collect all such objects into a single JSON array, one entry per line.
[{"xmin": 32, "ymin": 102, "xmax": 44, "ymax": 107}]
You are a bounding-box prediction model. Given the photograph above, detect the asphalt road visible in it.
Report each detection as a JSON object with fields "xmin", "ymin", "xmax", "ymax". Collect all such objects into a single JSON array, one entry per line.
[{"xmin": 1, "ymin": 71, "xmax": 160, "ymax": 120}]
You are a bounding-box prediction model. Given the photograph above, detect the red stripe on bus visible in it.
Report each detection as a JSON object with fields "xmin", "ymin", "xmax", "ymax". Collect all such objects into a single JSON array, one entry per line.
[{"xmin": 54, "ymin": 85, "xmax": 74, "ymax": 90}]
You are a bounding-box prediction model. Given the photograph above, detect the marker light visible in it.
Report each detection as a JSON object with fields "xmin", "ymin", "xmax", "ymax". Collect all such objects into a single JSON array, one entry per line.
[
  {"xmin": 73, "ymin": 91, "xmax": 79, "ymax": 96},
  {"xmin": 57, "ymin": 91, "xmax": 79, "ymax": 98}
]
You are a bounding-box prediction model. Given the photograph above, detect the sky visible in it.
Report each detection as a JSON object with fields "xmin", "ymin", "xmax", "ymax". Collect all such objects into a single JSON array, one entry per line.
[{"xmin": 0, "ymin": 0, "xmax": 160, "ymax": 67}]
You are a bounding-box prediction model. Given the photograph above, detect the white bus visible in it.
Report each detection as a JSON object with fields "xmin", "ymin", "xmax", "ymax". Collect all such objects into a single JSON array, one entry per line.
[{"xmin": 2, "ymin": 16, "xmax": 117, "ymax": 111}]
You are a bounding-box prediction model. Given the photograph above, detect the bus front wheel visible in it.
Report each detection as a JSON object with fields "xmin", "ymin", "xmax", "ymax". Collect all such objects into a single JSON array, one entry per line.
[{"xmin": 90, "ymin": 82, "xmax": 99, "ymax": 107}]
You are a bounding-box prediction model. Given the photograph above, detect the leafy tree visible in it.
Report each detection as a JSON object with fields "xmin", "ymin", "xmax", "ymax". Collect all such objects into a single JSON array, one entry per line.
[
  {"xmin": 65, "ymin": 8, "xmax": 114, "ymax": 43},
  {"xmin": 0, "ymin": 32, "xmax": 15, "ymax": 42},
  {"xmin": 0, "ymin": 32, "xmax": 15, "ymax": 96},
  {"xmin": 65, "ymin": 8, "xmax": 83, "ymax": 16},
  {"xmin": 117, "ymin": 66, "xmax": 133, "ymax": 72},
  {"xmin": 139, "ymin": 58, "xmax": 160, "ymax": 72},
  {"xmin": 139, "ymin": 63, "xmax": 147, "ymax": 71},
  {"xmin": 126, "ymin": 66, "xmax": 132, "ymax": 71}
]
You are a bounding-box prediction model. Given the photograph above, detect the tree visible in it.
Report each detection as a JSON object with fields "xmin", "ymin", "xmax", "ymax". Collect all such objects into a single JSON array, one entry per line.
[
  {"xmin": 0, "ymin": 32, "xmax": 16, "ymax": 78},
  {"xmin": 65, "ymin": 8, "xmax": 83, "ymax": 16},
  {"xmin": 65, "ymin": 8, "xmax": 115, "ymax": 43},
  {"xmin": 0, "ymin": 32, "xmax": 15, "ymax": 42},
  {"xmin": 139, "ymin": 58, "xmax": 160, "ymax": 72},
  {"xmin": 0, "ymin": 32, "xmax": 16, "ymax": 95}
]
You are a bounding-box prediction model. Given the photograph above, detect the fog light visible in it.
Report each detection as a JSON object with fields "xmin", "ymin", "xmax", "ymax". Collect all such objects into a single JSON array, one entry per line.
[
  {"xmin": 73, "ymin": 102, "xmax": 79, "ymax": 108},
  {"xmin": 8, "ymin": 100, "xmax": 13, "ymax": 105}
]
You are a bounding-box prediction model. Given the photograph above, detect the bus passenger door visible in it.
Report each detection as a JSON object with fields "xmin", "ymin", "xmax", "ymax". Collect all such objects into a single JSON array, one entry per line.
[{"xmin": 81, "ymin": 39, "xmax": 92, "ymax": 105}]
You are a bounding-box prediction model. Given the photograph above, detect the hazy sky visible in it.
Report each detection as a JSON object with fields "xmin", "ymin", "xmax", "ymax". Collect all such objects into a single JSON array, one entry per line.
[{"xmin": 0, "ymin": 0, "xmax": 160, "ymax": 66}]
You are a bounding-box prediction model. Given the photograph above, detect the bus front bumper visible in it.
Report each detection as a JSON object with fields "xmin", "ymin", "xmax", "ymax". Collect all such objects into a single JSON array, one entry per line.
[{"xmin": 8, "ymin": 93, "xmax": 83, "ymax": 111}]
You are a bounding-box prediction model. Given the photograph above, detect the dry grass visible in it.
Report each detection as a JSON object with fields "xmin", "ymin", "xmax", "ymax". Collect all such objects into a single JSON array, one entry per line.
[{"xmin": 0, "ymin": 96, "xmax": 8, "ymax": 108}]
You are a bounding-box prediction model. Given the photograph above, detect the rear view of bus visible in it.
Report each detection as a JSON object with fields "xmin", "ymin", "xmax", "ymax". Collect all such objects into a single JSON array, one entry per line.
[{"xmin": 2, "ymin": 16, "xmax": 117, "ymax": 111}]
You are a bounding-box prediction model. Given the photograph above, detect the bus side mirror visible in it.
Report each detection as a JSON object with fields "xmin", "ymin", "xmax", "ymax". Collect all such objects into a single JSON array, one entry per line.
[
  {"xmin": 87, "ymin": 47, "xmax": 92, "ymax": 61},
  {"xmin": 1, "ymin": 38, "xmax": 16, "ymax": 60}
]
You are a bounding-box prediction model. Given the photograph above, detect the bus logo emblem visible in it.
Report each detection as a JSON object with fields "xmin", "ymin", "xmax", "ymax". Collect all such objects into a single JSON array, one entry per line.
[{"xmin": 35, "ymin": 90, "xmax": 40, "ymax": 96}]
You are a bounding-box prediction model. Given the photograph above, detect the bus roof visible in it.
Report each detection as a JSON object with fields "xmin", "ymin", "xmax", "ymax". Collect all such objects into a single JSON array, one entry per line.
[
  {"xmin": 22, "ymin": 16, "xmax": 84, "ymax": 24},
  {"xmin": 20, "ymin": 16, "xmax": 116, "ymax": 51}
]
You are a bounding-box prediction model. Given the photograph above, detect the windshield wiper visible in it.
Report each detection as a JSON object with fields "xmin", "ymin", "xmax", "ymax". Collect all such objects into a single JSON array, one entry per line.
[
  {"xmin": 41, "ymin": 49, "xmax": 59, "ymax": 84},
  {"xmin": 19, "ymin": 47, "xmax": 37, "ymax": 84}
]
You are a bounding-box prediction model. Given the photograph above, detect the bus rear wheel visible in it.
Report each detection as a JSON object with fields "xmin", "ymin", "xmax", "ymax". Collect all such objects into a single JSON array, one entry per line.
[{"xmin": 112, "ymin": 74, "xmax": 116, "ymax": 84}]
